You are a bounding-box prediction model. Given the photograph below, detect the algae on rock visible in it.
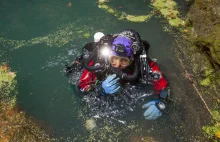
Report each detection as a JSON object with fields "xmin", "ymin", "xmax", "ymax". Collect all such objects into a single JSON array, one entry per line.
[
  {"xmin": 186, "ymin": 0, "xmax": 220, "ymax": 140},
  {"xmin": 0, "ymin": 64, "xmax": 50, "ymax": 142},
  {"xmin": 151, "ymin": 0, "xmax": 185, "ymax": 27}
]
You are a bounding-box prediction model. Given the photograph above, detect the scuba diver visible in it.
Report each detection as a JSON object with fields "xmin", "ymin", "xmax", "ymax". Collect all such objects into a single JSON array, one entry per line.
[{"xmin": 65, "ymin": 29, "xmax": 170, "ymax": 120}]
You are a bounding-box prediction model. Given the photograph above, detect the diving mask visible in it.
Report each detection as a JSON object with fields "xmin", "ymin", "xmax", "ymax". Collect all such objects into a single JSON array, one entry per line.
[{"xmin": 110, "ymin": 55, "xmax": 131, "ymax": 68}]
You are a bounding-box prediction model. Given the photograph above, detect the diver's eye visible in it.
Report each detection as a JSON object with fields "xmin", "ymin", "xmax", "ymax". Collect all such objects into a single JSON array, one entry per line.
[
  {"xmin": 110, "ymin": 56, "xmax": 120, "ymax": 64},
  {"xmin": 120, "ymin": 58, "xmax": 130, "ymax": 66}
]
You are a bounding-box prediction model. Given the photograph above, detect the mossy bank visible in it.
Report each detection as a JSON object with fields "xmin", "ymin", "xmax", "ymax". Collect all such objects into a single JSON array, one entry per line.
[
  {"xmin": 178, "ymin": 0, "xmax": 220, "ymax": 140},
  {"xmin": 0, "ymin": 64, "xmax": 50, "ymax": 142}
]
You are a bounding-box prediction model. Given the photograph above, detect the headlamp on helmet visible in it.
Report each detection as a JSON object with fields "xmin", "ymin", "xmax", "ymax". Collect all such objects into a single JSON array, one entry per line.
[
  {"xmin": 118, "ymin": 29, "xmax": 142, "ymax": 55},
  {"xmin": 114, "ymin": 44, "xmax": 125, "ymax": 53}
]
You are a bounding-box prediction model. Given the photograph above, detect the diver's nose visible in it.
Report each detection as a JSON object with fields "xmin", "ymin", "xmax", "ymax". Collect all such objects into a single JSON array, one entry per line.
[{"xmin": 114, "ymin": 60, "xmax": 121, "ymax": 68}]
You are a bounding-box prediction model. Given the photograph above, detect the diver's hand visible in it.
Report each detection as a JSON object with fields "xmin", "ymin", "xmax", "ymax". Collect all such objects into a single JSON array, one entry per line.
[
  {"xmin": 142, "ymin": 100, "xmax": 164, "ymax": 120},
  {"xmin": 99, "ymin": 74, "xmax": 120, "ymax": 95}
]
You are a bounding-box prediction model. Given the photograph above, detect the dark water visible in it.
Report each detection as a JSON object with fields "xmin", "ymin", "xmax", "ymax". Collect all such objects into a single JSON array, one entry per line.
[{"xmin": 0, "ymin": 0, "xmax": 211, "ymax": 141}]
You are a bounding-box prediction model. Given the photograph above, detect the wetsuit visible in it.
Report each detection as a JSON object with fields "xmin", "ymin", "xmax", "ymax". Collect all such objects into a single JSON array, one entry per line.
[{"xmin": 78, "ymin": 58, "xmax": 169, "ymax": 97}]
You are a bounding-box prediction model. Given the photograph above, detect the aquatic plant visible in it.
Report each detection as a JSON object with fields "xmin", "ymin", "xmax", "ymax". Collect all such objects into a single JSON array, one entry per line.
[
  {"xmin": 0, "ymin": 16, "xmax": 117, "ymax": 51},
  {"xmin": 0, "ymin": 64, "xmax": 16, "ymax": 104},
  {"xmin": 0, "ymin": 21, "xmax": 92, "ymax": 50},
  {"xmin": 97, "ymin": 2, "xmax": 153, "ymax": 22},
  {"xmin": 151, "ymin": 0, "xmax": 185, "ymax": 28},
  {"xmin": 97, "ymin": 0, "xmax": 185, "ymax": 29},
  {"xmin": 203, "ymin": 111, "xmax": 220, "ymax": 141}
]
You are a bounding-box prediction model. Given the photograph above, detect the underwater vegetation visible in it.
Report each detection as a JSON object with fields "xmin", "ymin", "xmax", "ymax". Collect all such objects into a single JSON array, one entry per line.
[
  {"xmin": 0, "ymin": 22, "xmax": 91, "ymax": 50},
  {"xmin": 97, "ymin": 0, "xmax": 185, "ymax": 28},
  {"xmin": 202, "ymin": 110, "xmax": 220, "ymax": 141},
  {"xmin": 0, "ymin": 0, "xmax": 187, "ymax": 52},
  {"xmin": 97, "ymin": 3, "xmax": 153, "ymax": 22},
  {"xmin": 0, "ymin": 16, "xmax": 117, "ymax": 51},
  {"xmin": 151, "ymin": 0, "xmax": 185, "ymax": 27},
  {"xmin": 176, "ymin": 35, "xmax": 220, "ymax": 141},
  {"xmin": 0, "ymin": 63, "xmax": 50, "ymax": 142}
]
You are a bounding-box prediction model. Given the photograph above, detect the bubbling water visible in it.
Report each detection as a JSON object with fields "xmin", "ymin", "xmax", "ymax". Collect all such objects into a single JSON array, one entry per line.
[
  {"xmin": 82, "ymin": 81, "xmax": 153, "ymax": 119},
  {"xmin": 67, "ymin": 67, "xmax": 154, "ymax": 122}
]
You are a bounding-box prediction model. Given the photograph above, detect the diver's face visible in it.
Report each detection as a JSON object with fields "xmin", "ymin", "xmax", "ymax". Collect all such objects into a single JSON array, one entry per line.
[{"xmin": 110, "ymin": 56, "xmax": 131, "ymax": 69}]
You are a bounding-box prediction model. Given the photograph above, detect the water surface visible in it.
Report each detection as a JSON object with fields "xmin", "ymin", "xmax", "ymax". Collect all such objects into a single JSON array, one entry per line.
[{"xmin": 0, "ymin": 0, "xmax": 211, "ymax": 141}]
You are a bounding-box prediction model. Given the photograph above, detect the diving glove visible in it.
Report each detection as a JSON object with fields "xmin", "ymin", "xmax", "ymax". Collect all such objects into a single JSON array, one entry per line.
[
  {"xmin": 142, "ymin": 100, "xmax": 165, "ymax": 120},
  {"xmin": 99, "ymin": 74, "xmax": 120, "ymax": 96}
]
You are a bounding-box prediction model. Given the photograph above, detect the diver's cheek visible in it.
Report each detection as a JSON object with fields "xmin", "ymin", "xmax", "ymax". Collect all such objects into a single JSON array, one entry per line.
[{"xmin": 111, "ymin": 62, "xmax": 120, "ymax": 68}]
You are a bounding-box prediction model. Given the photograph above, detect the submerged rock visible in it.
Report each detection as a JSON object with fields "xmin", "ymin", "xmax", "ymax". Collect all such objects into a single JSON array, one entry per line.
[
  {"xmin": 67, "ymin": 2, "xmax": 72, "ymax": 7},
  {"xmin": 85, "ymin": 119, "xmax": 97, "ymax": 131},
  {"xmin": 185, "ymin": 0, "xmax": 220, "ymax": 140},
  {"xmin": 188, "ymin": 0, "xmax": 220, "ymax": 66}
]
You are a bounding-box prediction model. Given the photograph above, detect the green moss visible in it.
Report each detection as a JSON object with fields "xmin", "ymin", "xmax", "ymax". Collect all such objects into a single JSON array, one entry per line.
[
  {"xmin": 77, "ymin": 30, "xmax": 83, "ymax": 33},
  {"xmin": 212, "ymin": 111, "xmax": 220, "ymax": 121},
  {"xmin": 97, "ymin": 0, "xmax": 109, "ymax": 4},
  {"xmin": 213, "ymin": 40, "xmax": 220, "ymax": 52},
  {"xmin": 193, "ymin": 36, "xmax": 213, "ymax": 48},
  {"xmin": 152, "ymin": 0, "xmax": 185, "ymax": 27},
  {"xmin": 98, "ymin": 4, "xmax": 118, "ymax": 16},
  {"xmin": 152, "ymin": 0, "xmax": 177, "ymax": 9},
  {"xmin": 83, "ymin": 32, "xmax": 91, "ymax": 38},
  {"xmin": 203, "ymin": 125, "xmax": 220, "ymax": 140},
  {"xmin": 212, "ymin": 39, "xmax": 220, "ymax": 64},
  {"xmin": 200, "ymin": 77, "xmax": 211, "ymax": 86},
  {"xmin": 125, "ymin": 14, "xmax": 153, "ymax": 22},
  {"xmin": 169, "ymin": 18, "xmax": 185, "ymax": 27},
  {"xmin": 98, "ymin": 3, "xmax": 152, "ymax": 22},
  {"xmin": 184, "ymin": 1, "xmax": 220, "ymax": 141},
  {"xmin": 0, "ymin": 64, "xmax": 50, "ymax": 142},
  {"xmin": 0, "ymin": 65, "xmax": 16, "ymax": 102},
  {"xmin": 202, "ymin": 110, "xmax": 220, "ymax": 140},
  {"xmin": 0, "ymin": 21, "xmax": 93, "ymax": 50},
  {"xmin": 205, "ymin": 69, "xmax": 214, "ymax": 76},
  {"xmin": 97, "ymin": 0, "xmax": 184, "ymax": 28}
]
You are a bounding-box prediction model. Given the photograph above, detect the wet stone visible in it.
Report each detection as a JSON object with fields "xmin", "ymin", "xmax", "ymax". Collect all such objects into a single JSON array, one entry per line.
[{"xmin": 85, "ymin": 119, "xmax": 97, "ymax": 131}]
